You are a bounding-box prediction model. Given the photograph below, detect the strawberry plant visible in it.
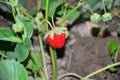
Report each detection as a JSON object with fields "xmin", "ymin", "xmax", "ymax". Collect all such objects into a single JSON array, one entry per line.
[
  {"xmin": 108, "ymin": 40, "xmax": 120, "ymax": 72},
  {"xmin": 0, "ymin": 0, "xmax": 85, "ymax": 80},
  {"xmin": 0, "ymin": 0, "xmax": 120, "ymax": 80}
]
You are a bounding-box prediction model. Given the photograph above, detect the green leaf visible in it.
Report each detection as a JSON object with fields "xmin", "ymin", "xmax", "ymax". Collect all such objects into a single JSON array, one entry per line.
[
  {"xmin": 56, "ymin": 5, "xmax": 64, "ymax": 16},
  {"xmin": 27, "ymin": 60, "xmax": 40, "ymax": 74},
  {"xmin": 22, "ymin": 21, "xmax": 33, "ymax": 39},
  {"xmin": 32, "ymin": 64, "xmax": 40, "ymax": 74},
  {"xmin": 30, "ymin": 51, "xmax": 43, "ymax": 66},
  {"xmin": 0, "ymin": 28, "xmax": 22, "ymax": 43},
  {"xmin": 104, "ymin": 0, "xmax": 113, "ymax": 9},
  {"xmin": 26, "ymin": 59, "xmax": 34, "ymax": 70},
  {"xmin": 27, "ymin": 51, "xmax": 43, "ymax": 74},
  {"xmin": 87, "ymin": 0, "xmax": 101, "ymax": 11},
  {"xmin": 41, "ymin": 0, "xmax": 63, "ymax": 17},
  {"xmin": 0, "ymin": 60, "xmax": 28, "ymax": 80},
  {"xmin": 29, "ymin": 6, "xmax": 38, "ymax": 16},
  {"xmin": 57, "ymin": 5, "xmax": 82, "ymax": 24},
  {"xmin": 15, "ymin": 38, "xmax": 32, "ymax": 62},
  {"xmin": 109, "ymin": 66, "xmax": 117, "ymax": 72},
  {"xmin": 16, "ymin": 14, "xmax": 28, "ymax": 21},
  {"xmin": 6, "ymin": 51, "xmax": 16, "ymax": 59},
  {"xmin": 109, "ymin": 40, "xmax": 119, "ymax": 55},
  {"xmin": 18, "ymin": 0, "xmax": 27, "ymax": 8},
  {"xmin": 66, "ymin": 8, "xmax": 82, "ymax": 24}
]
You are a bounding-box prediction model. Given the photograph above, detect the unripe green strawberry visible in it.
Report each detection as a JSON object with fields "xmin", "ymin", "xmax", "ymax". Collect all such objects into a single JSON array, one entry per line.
[
  {"xmin": 102, "ymin": 13, "xmax": 112, "ymax": 22},
  {"xmin": 12, "ymin": 22, "xmax": 24, "ymax": 33},
  {"xmin": 45, "ymin": 27, "xmax": 68, "ymax": 49},
  {"xmin": 36, "ymin": 12, "xmax": 44, "ymax": 19},
  {"xmin": 90, "ymin": 13, "xmax": 101, "ymax": 24}
]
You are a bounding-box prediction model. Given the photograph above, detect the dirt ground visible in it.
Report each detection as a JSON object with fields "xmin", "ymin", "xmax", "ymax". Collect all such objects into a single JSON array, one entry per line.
[{"xmin": 66, "ymin": 34, "xmax": 120, "ymax": 80}]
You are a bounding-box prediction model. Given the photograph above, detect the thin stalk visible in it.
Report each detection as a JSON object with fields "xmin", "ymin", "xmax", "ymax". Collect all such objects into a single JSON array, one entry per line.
[
  {"xmin": 9, "ymin": 0, "xmax": 17, "ymax": 22},
  {"xmin": 102, "ymin": 0, "xmax": 107, "ymax": 13},
  {"xmin": 114, "ymin": 47, "xmax": 120, "ymax": 63},
  {"xmin": 38, "ymin": 34, "xmax": 48, "ymax": 79},
  {"xmin": 98, "ymin": 25, "xmax": 105, "ymax": 37},
  {"xmin": 52, "ymin": 15, "xmax": 55, "ymax": 28},
  {"xmin": 18, "ymin": 7, "xmax": 34, "ymax": 20},
  {"xmin": 45, "ymin": 0, "xmax": 49, "ymax": 32},
  {"xmin": 15, "ymin": 0, "xmax": 20, "ymax": 15},
  {"xmin": 0, "ymin": 0, "xmax": 32, "ymax": 20},
  {"xmin": 83, "ymin": 62, "xmax": 120, "ymax": 80},
  {"xmin": 58, "ymin": 73, "xmax": 83, "ymax": 80},
  {"xmin": 41, "ymin": 20, "xmax": 54, "ymax": 29},
  {"xmin": 49, "ymin": 46, "xmax": 58, "ymax": 80},
  {"xmin": 61, "ymin": 1, "xmax": 85, "ymax": 26},
  {"xmin": 45, "ymin": 0, "xmax": 58, "ymax": 80}
]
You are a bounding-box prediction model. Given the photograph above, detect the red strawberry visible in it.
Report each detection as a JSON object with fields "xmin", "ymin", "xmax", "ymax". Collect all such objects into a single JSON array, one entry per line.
[
  {"xmin": 45, "ymin": 27, "xmax": 69, "ymax": 49},
  {"xmin": 46, "ymin": 33, "xmax": 66, "ymax": 48}
]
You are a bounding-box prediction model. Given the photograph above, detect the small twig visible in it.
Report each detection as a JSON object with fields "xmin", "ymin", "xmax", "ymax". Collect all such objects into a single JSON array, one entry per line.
[
  {"xmin": 83, "ymin": 62, "xmax": 120, "ymax": 80},
  {"xmin": 58, "ymin": 73, "xmax": 83, "ymax": 80}
]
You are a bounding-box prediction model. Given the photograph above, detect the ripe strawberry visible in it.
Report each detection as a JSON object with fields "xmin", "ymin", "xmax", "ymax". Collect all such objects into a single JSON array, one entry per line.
[{"xmin": 45, "ymin": 27, "xmax": 69, "ymax": 49}]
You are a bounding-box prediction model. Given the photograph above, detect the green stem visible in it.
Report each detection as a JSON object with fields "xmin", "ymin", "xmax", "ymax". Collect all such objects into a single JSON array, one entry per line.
[
  {"xmin": 9, "ymin": 0, "xmax": 16, "ymax": 22},
  {"xmin": 102, "ymin": 0, "xmax": 107, "ymax": 13},
  {"xmin": 98, "ymin": 25, "xmax": 105, "ymax": 36},
  {"xmin": 114, "ymin": 47, "xmax": 120, "ymax": 63},
  {"xmin": 61, "ymin": 1, "xmax": 85, "ymax": 26},
  {"xmin": 15, "ymin": 0, "xmax": 20, "ymax": 15},
  {"xmin": 45, "ymin": 0, "xmax": 49, "ymax": 32},
  {"xmin": 38, "ymin": 69, "xmax": 45, "ymax": 80},
  {"xmin": 41, "ymin": 20, "xmax": 54, "ymax": 29},
  {"xmin": 18, "ymin": 7, "xmax": 34, "ymax": 20},
  {"xmin": 30, "ymin": 51, "xmax": 45, "ymax": 79},
  {"xmin": 49, "ymin": 46, "xmax": 58, "ymax": 80},
  {"xmin": 52, "ymin": 14, "xmax": 55, "ymax": 28},
  {"xmin": 58, "ymin": 73, "xmax": 83, "ymax": 80},
  {"xmin": 0, "ymin": 0, "xmax": 33, "ymax": 21},
  {"xmin": 38, "ymin": 34, "xmax": 48, "ymax": 79},
  {"xmin": 83, "ymin": 62, "xmax": 120, "ymax": 80}
]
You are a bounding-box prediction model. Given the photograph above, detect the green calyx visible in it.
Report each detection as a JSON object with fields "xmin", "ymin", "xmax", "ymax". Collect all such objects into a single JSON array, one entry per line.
[
  {"xmin": 44, "ymin": 27, "xmax": 68, "ymax": 39},
  {"xmin": 102, "ymin": 13, "xmax": 112, "ymax": 22},
  {"xmin": 90, "ymin": 13, "xmax": 101, "ymax": 24}
]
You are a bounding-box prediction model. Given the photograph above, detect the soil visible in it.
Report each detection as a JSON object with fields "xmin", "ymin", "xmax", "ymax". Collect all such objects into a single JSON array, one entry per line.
[
  {"xmin": 57, "ymin": 19, "xmax": 120, "ymax": 80},
  {"xmin": 66, "ymin": 34, "xmax": 120, "ymax": 80}
]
